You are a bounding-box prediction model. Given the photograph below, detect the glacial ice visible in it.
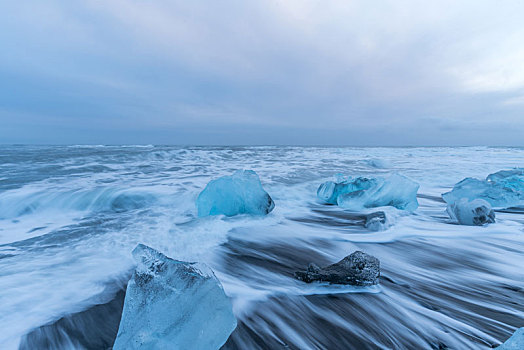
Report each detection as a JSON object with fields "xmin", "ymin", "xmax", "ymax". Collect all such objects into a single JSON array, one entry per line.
[
  {"xmin": 443, "ymin": 168, "xmax": 524, "ymax": 208},
  {"xmin": 447, "ymin": 198, "xmax": 495, "ymax": 226},
  {"xmin": 496, "ymin": 327, "xmax": 524, "ymax": 350},
  {"xmin": 363, "ymin": 158, "xmax": 391, "ymax": 169},
  {"xmin": 295, "ymin": 251, "xmax": 380, "ymax": 286},
  {"xmin": 364, "ymin": 211, "xmax": 389, "ymax": 231},
  {"xmin": 113, "ymin": 244, "xmax": 236, "ymax": 350},
  {"xmin": 317, "ymin": 177, "xmax": 377, "ymax": 205},
  {"xmin": 317, "ymin": 174, "xmax": 419, "ymax": 211},
  {"xmin": 487, "ymin": 169, "xmax": 524, "ymax": 190},
  {"xmin": 197, "ymin": 170, "xmax": 275, "ymax": 217}
]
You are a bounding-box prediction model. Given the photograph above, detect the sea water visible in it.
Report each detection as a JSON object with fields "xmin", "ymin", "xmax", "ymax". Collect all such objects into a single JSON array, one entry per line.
[{"xmin": 0, "ymin": 145, "xmax": 523, "ymax": 349}]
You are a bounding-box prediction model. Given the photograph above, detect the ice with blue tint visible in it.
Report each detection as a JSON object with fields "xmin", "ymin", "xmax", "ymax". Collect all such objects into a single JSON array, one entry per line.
[
  {"xmin": 197, "ymin": 170, "xmax": 275, "ymax": 217},
  {"xmin": 487, "ymin": 169, "xmax": 524, "ymax": 190},
  {"xmin": 496, "ymin": 327, "xmax": 524, "ymax": 350},
  {"xmin": 364, "ymin": 211, "xmax": 391, "ymax": 231},
  {"xmin": 317, "ymin": 177, "xmax": 377, "ymax": 205},
  {"xmin": 363, "ymin": 158, "xmax": 391, "ymax": 169},
  {"xmin": 113, "ymin": 244, "xmax": 236, "ymax": 350},
  {"xmin": 447, "ymin": 198, "xmax": 495, "ymax": 226},
  {"xmin": 443, "ymin": 168, "xmax": 524, "ymax": 208},
  {"xmin": 317, "ymin": 174, "xmax": 419, "ymax": 211}
]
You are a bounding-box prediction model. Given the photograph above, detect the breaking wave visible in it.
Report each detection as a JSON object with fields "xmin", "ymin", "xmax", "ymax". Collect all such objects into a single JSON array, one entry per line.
[{"xmin": 0, "ymin": 145, "xmax": 522, "ymax": 349}]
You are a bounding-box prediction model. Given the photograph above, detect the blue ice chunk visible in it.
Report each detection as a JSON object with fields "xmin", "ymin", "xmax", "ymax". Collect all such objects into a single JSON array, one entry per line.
[
  {"xmin": 443, "ymin": 168, "xmax": 524, "ymax": 208},
  {"xmin": 317, "ymin": 174, "xmax": 419, "ymax": 211},
  {"xmin": 317, "ymin": 178, "xmax": 377, "ymax": 205},
  {"xmin": 487, "ymin": 168, "xmax": 524, "ymax": 191},
  {"xmin": 496, "ymin": 327, "xmax": 524, "ymax": 350},
  {"xmin": 447, "ymin": 198, "xmax": 495, "ymax": 225},
  {"xmin": 442, "ymin": 177, "xmax": 521, "ymax": 208},
  {"xmin": 197, "ymin": 170, "xmax": 274, "ymax": 217},
  {"xmin": 113, "ymin": 244, "xmax": 236, "ymax": 350},
  {"xmin": 316, "ymin": 181, "xmax": 339, "ymax": 204}
]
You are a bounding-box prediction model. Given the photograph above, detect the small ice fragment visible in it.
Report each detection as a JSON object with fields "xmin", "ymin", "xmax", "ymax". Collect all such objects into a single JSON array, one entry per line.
[
  {"xmin": 364, "ymin": 158, "xmax": 390, "ymax": 169},
  {"xmin": 364, "ymin": 211, "xmax": 388, "ymax": 231}
]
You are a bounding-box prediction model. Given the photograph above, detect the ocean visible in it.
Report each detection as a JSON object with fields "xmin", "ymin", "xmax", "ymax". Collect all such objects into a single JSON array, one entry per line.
[{"xmin": 0, "ymin": 145, "xmax": 523, "ymax": 349}]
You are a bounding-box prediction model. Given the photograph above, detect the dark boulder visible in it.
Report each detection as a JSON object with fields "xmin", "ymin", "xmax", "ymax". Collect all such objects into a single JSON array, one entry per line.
[{"xmin": 294, "ymin": 251, "xmax": 380, "ymax": 286}]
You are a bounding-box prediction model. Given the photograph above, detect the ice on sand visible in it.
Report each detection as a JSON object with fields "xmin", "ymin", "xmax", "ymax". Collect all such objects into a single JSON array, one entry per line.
[{"xmin": 113, "ymin": 244, "xmax": 236, "ymax": 350}]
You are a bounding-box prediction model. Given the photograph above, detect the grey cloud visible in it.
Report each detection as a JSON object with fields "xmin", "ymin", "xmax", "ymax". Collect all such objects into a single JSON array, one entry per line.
[{"xmin": 0, "ymin": 0, "xmax": 523, "ymax": 145}]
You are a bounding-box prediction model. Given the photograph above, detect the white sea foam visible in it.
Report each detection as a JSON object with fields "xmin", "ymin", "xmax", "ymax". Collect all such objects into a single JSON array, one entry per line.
[{"xmin": 0, "ymin": 146, "xmax": 523, "ymax": 349}]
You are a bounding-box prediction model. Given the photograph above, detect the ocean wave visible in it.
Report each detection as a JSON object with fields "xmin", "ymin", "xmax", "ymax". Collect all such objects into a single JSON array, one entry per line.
[
  {"xmin": 0, "ymin": 187, "xmax": 161, "ymax": 219},
  {"xmin": 0, "ymin": 146, "xmax": 523, "ymax": 349}
]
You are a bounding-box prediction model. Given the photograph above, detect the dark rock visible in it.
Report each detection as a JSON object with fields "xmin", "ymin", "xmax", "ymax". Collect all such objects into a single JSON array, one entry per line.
[
  {"xmin": 472, "ymin": 205, "xmax": 496, "ymax": 225},
  {"xmin": 307, "ymin": 263, "xmax": 320, "ymax": 273},
  {"xmin": 294, "ymin": 251, "xmax": 380, "ymax": 286}
]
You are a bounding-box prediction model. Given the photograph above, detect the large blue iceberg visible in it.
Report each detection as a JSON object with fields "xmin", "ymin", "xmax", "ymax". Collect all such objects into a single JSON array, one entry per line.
[
  {"xmin": 496, "ymin": 327, "xmax": 524, "ymax": 350},
  {"xmin": 197, "ymin": 170, "xmax": 275, "ymax": 217},
  {"xmin": 113, "ymin": 244, "xmax": 236, "ymax": 350},
  {"xmin": 443, "ymin": 168, "xmax": 524, "ymax": 208},
  {"xmin": 317, "ymin": 174, "xmax": 419, "ymax": 211},
  {"xmin": 447, "ymin": 198, "xmax": 495, "ymax": 226}
]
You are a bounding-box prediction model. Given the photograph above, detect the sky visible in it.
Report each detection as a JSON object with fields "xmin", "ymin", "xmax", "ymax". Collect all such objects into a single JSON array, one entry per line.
[{"xmin": 1, "ymin": 0, "xmax": 524, "ymax": 145}]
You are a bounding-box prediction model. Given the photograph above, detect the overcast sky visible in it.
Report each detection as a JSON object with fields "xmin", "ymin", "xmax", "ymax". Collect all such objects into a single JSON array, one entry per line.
[{"xmin": 1, "ymin": 1, "xmax": 524, "ymax": 145}]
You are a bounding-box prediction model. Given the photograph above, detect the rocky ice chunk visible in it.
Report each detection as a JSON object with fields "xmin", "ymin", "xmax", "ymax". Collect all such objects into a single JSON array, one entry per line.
[
  {"xmin": 197, "ymin": 170, "xmax": 275, "ymax": 217},
  {"xmin": 113, "ymin": 244, "xmax": 236, "ymax": 350},
  {"xmin": 496, "ymin": 327, "xmax": 524, "ymax": 350},
  {"xmin": 294, "ymin": 251, "xmax": 380, "ymax": 286},
  {"xmin": 317, "ymin": 174, "xmax": 419, "ymax": 211},
  {"xmin": 447, "ymin": 198, "xmax": 495, "ymax": 226},
  {"xmin": 443, "ymin": 168, "xmax": 524, "ymax": 208}
]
